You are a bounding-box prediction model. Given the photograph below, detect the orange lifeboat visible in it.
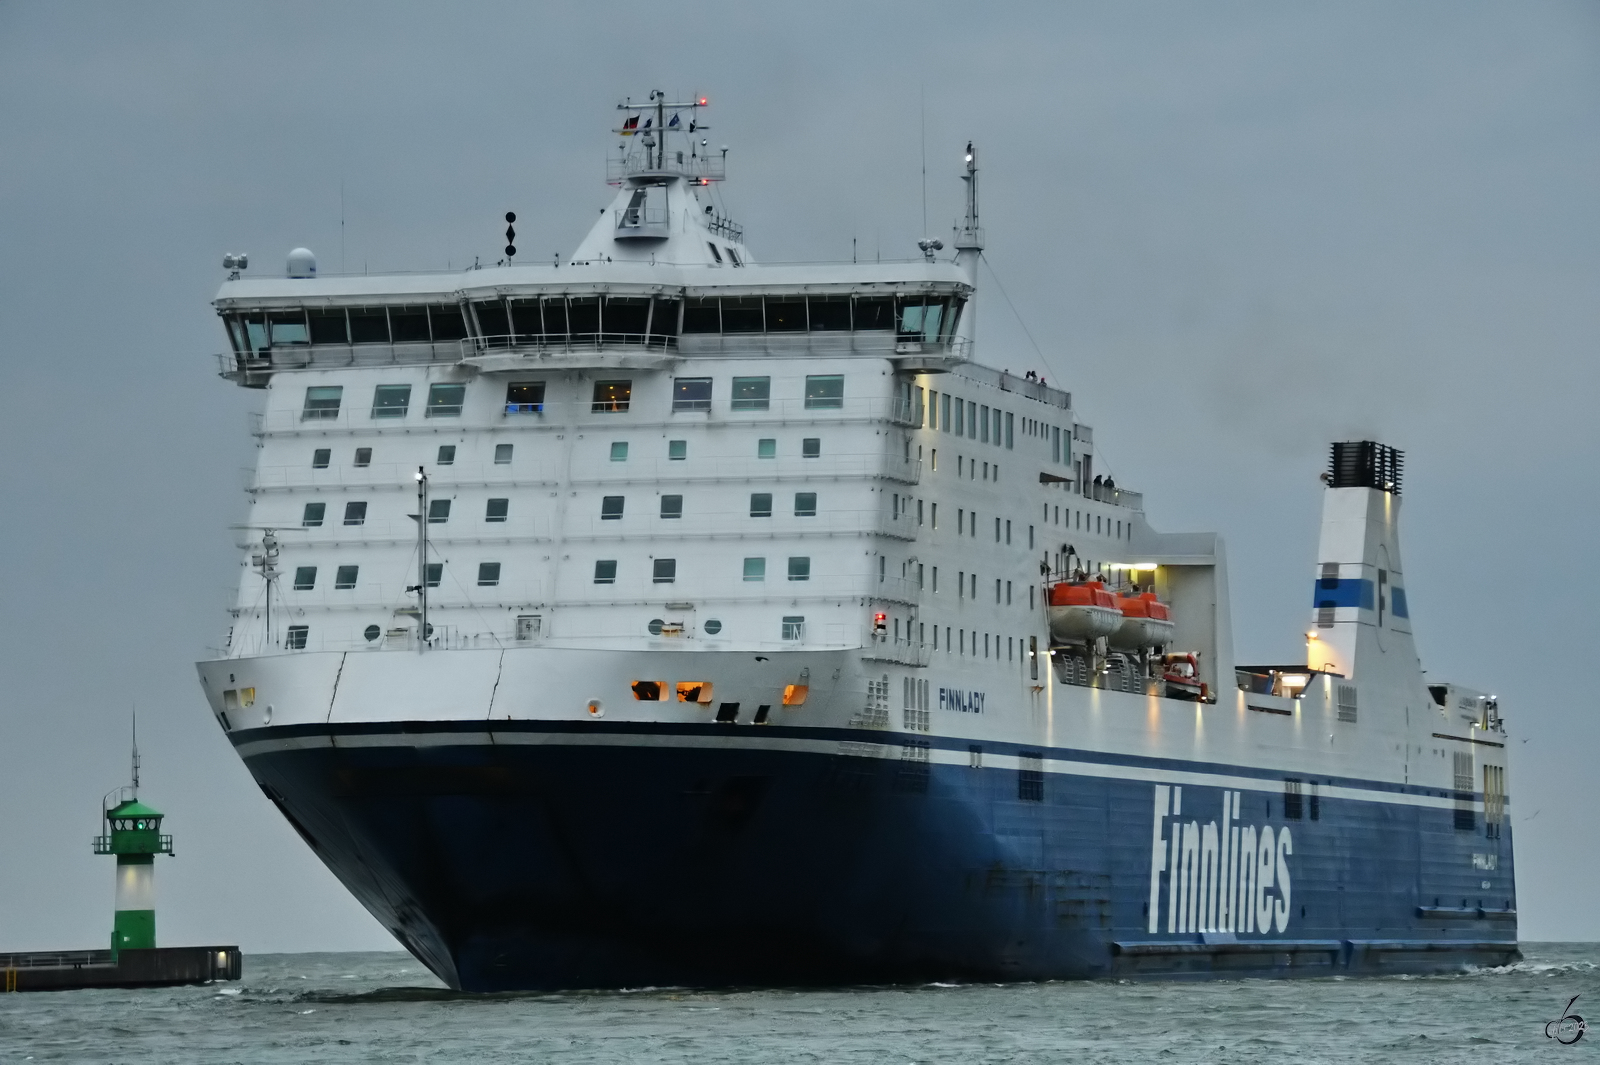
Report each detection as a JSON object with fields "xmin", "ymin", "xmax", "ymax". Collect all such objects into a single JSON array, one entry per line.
[
  {"xmin": 1111, "ymin": 592, "xmax": 1175, "ymax": 650},
  {"xmin": 1047, "ymin": 581, "xmax": 1122, "ymax": 643}
]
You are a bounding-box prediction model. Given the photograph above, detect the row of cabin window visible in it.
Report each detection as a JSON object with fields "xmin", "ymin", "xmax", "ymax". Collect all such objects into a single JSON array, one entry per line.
[
  {"xmin": 599, "ymin": 494, "xmax": 818, "ymax": 520},
  {"xmin": 886, "ymin": 561, "xmax": 1032, "ymax": 608},
  {"xmin": 231, "ymin": 296, "xmax": 962, "ymax": 353},
  {"xmin": 596, "ymin": 556, "xmax": 812, "ymax": 584},
  {"xmin": 311, "ymin": 444, "xmax": 510, "ymax": 469},
  {"xmin": 301, "ymin": 498, "xmax": 508, "ymax": 526},
  {"xmin": 300, "ymin": 375, "xmax": 845, "ymax": 420},
  {"xmin": 918, "ymin": 388, "xmax": 1017, "ymax": 449},
  {"xmin": 291, "ymin": 562, "xmax": 502, "ymax": 590},
  {"xmin": 1044, "ymin": 502, "xmax": 1130, "ymax": 541},
  {"xmin": 308, "ymin": 437, "xmax": 820, "ymax": 471}
]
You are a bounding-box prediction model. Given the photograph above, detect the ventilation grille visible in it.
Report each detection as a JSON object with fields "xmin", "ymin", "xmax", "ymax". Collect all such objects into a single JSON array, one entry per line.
[
  {"xmin": 1329, "ymin": 441, "xmax": 1403, "ymax": 494},
  {"xmin": 1337, "ymin": 685, "xmax": 1359, "ymax": 723}
]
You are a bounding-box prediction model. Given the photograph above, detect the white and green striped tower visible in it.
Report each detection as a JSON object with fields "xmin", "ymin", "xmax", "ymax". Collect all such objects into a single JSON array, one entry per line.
[{"xmin": 92, "ymin": 729, "xmax": 173, "ymax": 956}]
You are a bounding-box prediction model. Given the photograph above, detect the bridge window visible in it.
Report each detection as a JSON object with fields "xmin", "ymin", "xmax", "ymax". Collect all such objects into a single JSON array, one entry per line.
[
  {"xmin": 568, "ymin": 296, "xmax": 600, "ymax": 338},
  {"xmin": 348, "ymin": 308, "xmax": 390, "ymax": 344},
  {"xmin": 603, "ymin": 296, "xmax": 650, "ymax": 341},
  {"xmin": 308, "ymin": 310, "xmax": 348, "ymax": 345},
  {"xmin": 683, "ymin": 298, "xmax": 720, "ymax": 333},
  {"xmin": 390, "ymin": 306, "xmax": 430, "ymax": 343},
  {"xmin": 808, "ymin": 297, "xmax": 851, "ymax": 331},
  {"xmin": 766, "ymin": 298, "xmax": 806, "ymax": 331},
  {"xmin": 721, "ymin": 296, "xmax": 763, "ymax": 333},
  {"xmin": 854, "ymin": 297, "xmax": 893, "ymax": 330},
  {"xmin": 430, "ymin": 305, "xmax": 468, "ymax": 341},
  {"xmin": 269, "ymin": 312, "xmax": 309, "ymax": 347},
  {"xmin": 473, "ymin": 300, "xmax": 510, "ymax": 341}
]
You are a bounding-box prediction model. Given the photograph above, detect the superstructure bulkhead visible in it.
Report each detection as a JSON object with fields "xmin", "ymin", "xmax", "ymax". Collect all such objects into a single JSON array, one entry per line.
[{"xmin": 197, "ymin": 97, "xmax": 1516, "ymax": 990}]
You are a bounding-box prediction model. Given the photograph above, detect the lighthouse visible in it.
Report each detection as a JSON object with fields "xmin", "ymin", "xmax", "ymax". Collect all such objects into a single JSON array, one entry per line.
[{"xmin": 91, "ymin": 726, "xmax": 173, "ymax": 956}]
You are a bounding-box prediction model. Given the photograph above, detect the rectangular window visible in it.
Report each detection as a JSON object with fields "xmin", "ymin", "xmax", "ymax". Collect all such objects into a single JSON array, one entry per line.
[
  {"xmin": 477, "ymin": 562, "xmax": 501, "ymax": 587},
  {"xmin": 660, "ymin": 495, "xmax": 683, "ymax": 519},
  {"xmin": 343, "ymin": 501, "xmax": 367, "ymax": 526},
  {"xmin": 494, "ymin": 444, "xmax": 513, "ymax": 464},
  {"xmin": 302, "ymin": 386, "xmax": 343, "ymax": 420},
  {"xmin": 594, "ymin": 560, "xmax": 617, "ymax": 584},
  {"xmin": 952, "ymin": 397, "xmax": 963, "ymax": 436},
  {"xmin": 348, "ymin": 308, "xmax": 389, "ymax": 343},
  {"xmin": 1052, "ymin": 426, "xmax": 1061, "ymax": 463},
  {"xmin": 592, "ymin": 379, "xmax": 632, "ymax": 412},
  {"xmin": 940, "ymin": 393, "xmax": 952, "ymax": 432},
  {"xmin": 610, "ymin": 441, "xmax": 628, "ymax": 461},
  {"xmin": 967, "ymin": 401, "xmax": 978, "ymax": 439},
  {"xmin": 730, "ymin": 376, "xmax": 771, "ymax": 411},
  {"xmin": 1018, "ymin": 753, "xmax": 1044, "ymax": 802},
  {"xmin": 425, "ymin": 562, "xmax": 442, "ymax": 587},
  {"xmin": 854, "ymin": 297, "xmax": 893, "ymax": 330},
  {"xmin": 682, "ymin": 297, "xmax": 720, "ymax": 332},
  {"xmin": 312, "ymin": 448, "xmax": 331, "ymax": 469},
  {"xmin": 721, "ymin": 296, "xmax": 763, "ymax": 332},
  {"xmin": 668, "ymin": 440, "xmax": 687, "ymax": 460},
  {"xmin": 354, "ymin": 447, "xmax": 371, "ymax": 467},
  {"xmin": 1005, "ymin": 412, "xmax": 1014, "ymax": 449},
  {"xmin": 995, "ymin": 517, "xmax": 1001, "ymax": 542},
  {"xmin": 1284, "ymin": 780, "xmax": 1304, "ymax": 821},
  {"xmin": 743, "ymin": 557, "xmax": 766, "ymax": 581},
  {"xmin": 980, "ymin": 404, "xmax": 990, "ymax": 443},
  {"xmin": 787, "ymin": 556, "xmax": 810, "ymax": 581},
  {"xmin": 268, "ymin": 311, "xmax": 309, "ymax": 347},
  {"xmin": 804, "ymin": 374, "xmax": 844, "ymax": 409},
  {"xmin": 794, "ymin": 492, "xmax": 817, "ymax": 516},
  {"xmin": 802, "ymin": 437, "xmax": 821, "ymax": 458},
  {"xmin": 485, "ymin": 498, "xmax": 508, "ymax": 522},
  {"xmin": 652, "ymin": 558, "xmax": 676, "ymax": 583},
  {"xmin": 308, "ymin": 309, "xmax": 348, "ymax": 345},
  {"xmin": 782, "ymin": 616, "xmax": 805, "ymax": 640},
  {"xmin": 505, "ymin": 382, "xmax": 545, "ymax": 413},
  {"xmin": 430, "ymin": 304, "xmax": 468, "ymax": 341},
  {"xmin": 808, "ymin": 297, "xmax": 850, "ymax": 330},
  {"xmin": 371, "ymin": 384, "xmax": 411, "ymax": 418},
  {"xmin": 286, "ymin": 625, "xmax": 309, "ymax": 650},
  {"xmin": 293, "ymin": 566, "xmax": 316, "ymax": 590},
  {"xmin": 335, "ymin": 564, "xmax": 359, "ymax": 590},
  {"xmin": 426, "ymin": 383, "xmax": 466, "ymax": 417},
  {"xmin": 749, "ymin": 493, "xmax": 772, "ymax": 517},
  {"xmin": 672, "ymin": 377, "xmax": 713, "ymax": 412},
  {"xmin": 302, "ymin": 503, "xmax": 325, "ymax": 527},
  {"xmin": 437, "ymin": 445, "xmax": 455, "ymax": 465},
  {"xmin": 757, "ymin": 438, "xmax": 776, "ymax": 459},
  {"xmin": 765, "ymin": 298, "xmax": 806, "ymax": 331},
  {"xmin": 428, "ymin": 499, "xmax": 451, "ymax": 523},
  {"xmin": 928, "ymin": 389, "xmax": 939, "ymax": 430},
  {"xmin": 601, "ymin": 496, "xmax": 624, "ymax": 519}
]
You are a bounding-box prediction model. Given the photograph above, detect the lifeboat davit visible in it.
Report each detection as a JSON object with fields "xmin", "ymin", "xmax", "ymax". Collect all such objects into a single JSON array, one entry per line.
[
  {"xmin": 1111, "ymin": 592, "xmax": 1175, "ymax": 650},
  {"xmin": 1047, "ymin": 581, "xmax": 1122, "ymax": 643}
]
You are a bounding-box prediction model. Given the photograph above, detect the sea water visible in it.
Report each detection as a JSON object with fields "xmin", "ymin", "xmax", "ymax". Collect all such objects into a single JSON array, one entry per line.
[{"xmin": 2, "ymin": 943, "xmax": 1595, "ymax": 1063}]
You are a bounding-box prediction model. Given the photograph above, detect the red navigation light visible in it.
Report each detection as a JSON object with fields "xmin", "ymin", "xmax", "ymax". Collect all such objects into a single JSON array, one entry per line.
[
  {"xmin": 698, "ymin": 97, "xmax": 708, "ymax": 106},
  {"xmin": 872, "ymin": 612, "xmax": 888, "ymax": 635}
]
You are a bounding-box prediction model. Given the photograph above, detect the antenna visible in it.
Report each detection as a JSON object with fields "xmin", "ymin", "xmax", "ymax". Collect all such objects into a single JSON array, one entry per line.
[
  {"xmin": 131, "ymin": 708, "xmax": 140, "ymax": 796},
  {"xmin": 954, "ymin": 142, "xmax": 984, "ymax": 282},
  {"xmin": 920, "ymin": 85, "xmax": 928, "ymax": 240}
]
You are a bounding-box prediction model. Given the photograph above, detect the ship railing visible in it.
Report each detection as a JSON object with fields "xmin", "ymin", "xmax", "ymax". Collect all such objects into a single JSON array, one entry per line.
[
  {"xmin": 1084, "ymin": 481, "xmax": 1142, "ymax": 511},
  {"xmin": 0, "ymin": 950, "xmax": 114, "ymax": 970},
  {"xmin": 861, "ymin": 637, "xmax": 933, "ymax": 667},
  {"xmin": 674, "ymin": 332, "xmax": 969, "ymax": 360},
  {"xmin": 465, "ymin": 333, "xmax": 679, "ymax": 357},
  {"xmin": 606, "ymin": 154, "xmax": 726, "ymax": 184}
]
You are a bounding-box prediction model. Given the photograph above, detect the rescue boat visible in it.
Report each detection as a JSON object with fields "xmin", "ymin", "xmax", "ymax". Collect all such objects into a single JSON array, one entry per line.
[{"xmin": 1110, "ymin": 591, "xmax": 1174, "ymax": 650}]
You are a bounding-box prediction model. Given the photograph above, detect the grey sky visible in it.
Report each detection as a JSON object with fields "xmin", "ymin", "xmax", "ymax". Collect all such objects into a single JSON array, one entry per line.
[{"xmin": 1, "ymin": 1, "xmax": 1595, "ymax": 952}]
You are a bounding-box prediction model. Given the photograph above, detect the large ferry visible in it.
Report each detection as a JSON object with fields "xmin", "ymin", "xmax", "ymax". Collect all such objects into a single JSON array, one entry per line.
[{"xmin": 198, "ymin": 96, "xmax": 1517, "ymax": 989}]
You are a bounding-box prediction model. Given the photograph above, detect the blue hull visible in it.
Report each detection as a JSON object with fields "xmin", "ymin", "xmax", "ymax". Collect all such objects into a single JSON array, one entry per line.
[{"xmin": 239, "ymin": 721, "xmax": 1518, "ymax": 991}]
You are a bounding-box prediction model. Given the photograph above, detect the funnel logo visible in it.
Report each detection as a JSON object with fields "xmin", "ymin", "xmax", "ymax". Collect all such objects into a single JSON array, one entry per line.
[{"xmin": 1146, "ymin": 784, "xmax": 1294, "ymax": 935}]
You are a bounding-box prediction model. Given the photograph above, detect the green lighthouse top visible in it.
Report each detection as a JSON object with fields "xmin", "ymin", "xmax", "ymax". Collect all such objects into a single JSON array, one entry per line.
[{"xmin": 94, "ymin": 796, "xmax": 174, "ymax": 857}]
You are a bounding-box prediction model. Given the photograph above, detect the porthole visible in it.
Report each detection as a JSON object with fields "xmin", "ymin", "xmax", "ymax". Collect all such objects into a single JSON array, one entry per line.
[
  {"xmin": 647, "ymin": 618, "xmax": 664, "ymax": 635},
  {"xmin": 704, "ymin": 619, "xmax": 723, "ymax": 635},
  {"xmin": 364, "ymin": 624, "xmax": 380, "ymax": 642}
]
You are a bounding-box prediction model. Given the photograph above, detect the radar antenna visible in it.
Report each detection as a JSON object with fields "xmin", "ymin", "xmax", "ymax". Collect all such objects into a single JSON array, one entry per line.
[{"xmin": 230, "ymin": 525, "xmax": 307, "ymax": 650}]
